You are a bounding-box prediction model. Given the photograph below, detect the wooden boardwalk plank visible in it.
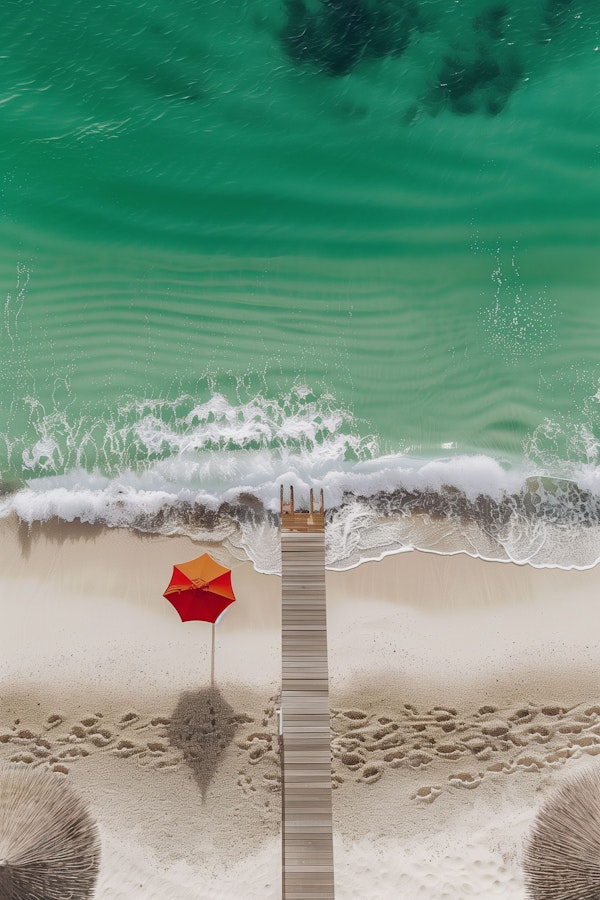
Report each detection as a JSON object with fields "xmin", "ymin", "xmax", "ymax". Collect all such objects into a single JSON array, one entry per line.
[{"xmin": 281, "ymin": 523, "xmax": 335, "ymax": 900}]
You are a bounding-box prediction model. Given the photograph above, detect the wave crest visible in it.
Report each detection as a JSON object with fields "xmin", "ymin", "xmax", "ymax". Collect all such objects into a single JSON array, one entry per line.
[
  {"xmin": 5, "ymin": 387, "xmax": 600, "ymax": 571},
  {"xmin": 4, "ymin": 470, "xmax": 600, "ymax": 573}
]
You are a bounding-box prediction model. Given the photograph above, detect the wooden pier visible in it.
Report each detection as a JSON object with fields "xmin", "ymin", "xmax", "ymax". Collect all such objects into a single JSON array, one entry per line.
[{"xmin": 280, "ymin": 486, "xmax": 335, "ymax": 900}]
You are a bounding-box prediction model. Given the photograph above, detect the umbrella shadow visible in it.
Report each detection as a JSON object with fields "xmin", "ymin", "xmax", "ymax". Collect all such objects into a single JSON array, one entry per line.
[{"xmin": 167, "ymin": 687, "xmax": 246, "ymax": 801}]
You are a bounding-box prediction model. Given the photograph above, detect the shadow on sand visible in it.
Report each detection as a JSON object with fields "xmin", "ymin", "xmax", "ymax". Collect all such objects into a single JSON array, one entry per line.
[{"xmin": 167, "ymin": 687, "xmax": 251, "ymax": 800}]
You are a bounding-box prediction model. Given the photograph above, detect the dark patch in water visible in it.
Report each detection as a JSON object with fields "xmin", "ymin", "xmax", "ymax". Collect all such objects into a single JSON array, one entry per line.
[
  {"xmin": 278, "ymin": 0, "xmax": 600, "ymax": 119},
  {"xmin": 426, "ymin": 3, "xmax": 525, "ymax": 118},
  {"xmin": 280, "ymin": 0, "xmax": 421, "ymax": 77},
  {"xmin": 280, "ymin": 0, "xmax": 524, "ymax": 116},
  {"xmin": 474, "ymin": 4, "xmax": 510, "ymax": 41},
  {"xmin": 431, "ymin": 49, "xmax": 523, "ymax": 116},
  {"xmin": 542, "ymin": 0, "xmax": 576, "ymax": 33}
]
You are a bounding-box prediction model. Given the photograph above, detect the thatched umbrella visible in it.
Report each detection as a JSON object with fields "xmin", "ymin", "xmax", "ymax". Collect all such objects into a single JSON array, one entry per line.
[
  {"xmin": 0, "ymin": 765, "xmax": 100, "ymax": 900},
  {"xmin": 524, "ymin": 766, "xmax": 600, "ymax": 899}
]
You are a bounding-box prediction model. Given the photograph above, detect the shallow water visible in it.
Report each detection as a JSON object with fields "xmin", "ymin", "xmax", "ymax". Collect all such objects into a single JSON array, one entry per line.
[{"xmin": 2, "ymin": 0, "xmax": 600, "ymax": 567}]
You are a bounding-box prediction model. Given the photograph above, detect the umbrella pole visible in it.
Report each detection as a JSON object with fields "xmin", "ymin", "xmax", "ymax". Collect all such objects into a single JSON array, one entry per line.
[{"xmin": 211, "ymin": 622, "xmax": 215, "ymax": 688}]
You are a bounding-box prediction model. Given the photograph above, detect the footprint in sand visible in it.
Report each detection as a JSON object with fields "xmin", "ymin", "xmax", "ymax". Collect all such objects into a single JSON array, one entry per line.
[
  {"xmin": 136, "ymin": 741, "xmax": 182, "ymax": 769},
  {"xmin": 358, "ymin": 764, "xmax": 383, "ymax": 785},
  {"xmin": 334, "ymin": 735, "xmax": 362, "ymax": 752},
  {"xmin": 410, "ymin": 735, "xmax": 436, "ymax": 750},
  {"xmin": 448, "ymin": 772, "xmax": 482, "ymax": 789},
  {"xmin": 13, "ymin": 729, "xmax": 36, "ymax": 743},
  {"xmin": 435, "ymin": 743, "xmax": 465, "ymax": 762},
  {"xmin": 340, "ymin": 751, "xmax": 364, "ymax": 771},
  {"xmin": 515, "ymin": 755, "xmax": 544, "ymax": 772},
  {"xmin": 237, "ymin": 731, "xmax": 277, "ymax": 765},
  {"xmin": 412, "ymin": 785, "xmax": 442, "ymax": 804},
  {"xmin": 119, "ymin": 711, "xmax": 140, "ymax": 728},
  {"xmin": 10, "ymin": 753, "xmax": 35, "ymax": 765},
  {"xmin": 572, "ymin": 736, "xmax": 600, "ymax": 752},
  {"xmin": 431, "ymin": 712, "xmax": 457, "ymax": 726},
  {"xmin": 411, "ymin": 723, "xmax": 427, "ymax": 734},
  {"xmin": 112, "ymin": 740, "xmax": 141, "ymax": 759},
  {"xmin": 439, "ymin": 722, "xmax": 457, "ymax": 734},
  {"xmin": 59, "ymin": 746, "xmax": 90, "ymax": 760},
  {"xmin": 481, "ymin": 722, "xmax": 510, "ymax": 739},
  {"xmin": 487, "ymin": 760, "xmax": 515, "ymax": 775},
  {"xmin": 508, "ymin": 707, "xmax": 536, "ymax": 725},
  {"xmin": 32, "ymin": 739, "xmax": 51, "ymax": 759},
  {"xmin": 558, "ymin": 723, "xmax": 583, "ymax": 735},
  {"xmin": 45, "ymin": 714, "xmax": 64, "ymax": 730},
  {"xmin": 80, "ymin": 716, "xmax": 99, "ymax": 728},
  {"xmin": 544, "ymin": 747, "xmax": 569, "ymax": 765},
  {"xmin": 462, "ymin": 737, "xmax": 489, "ymax": 753},
  {"xmin": 342, "ymin": 710, "xmax": 368, "ymax": 730},
  {"xmin": 408, "ymin": 751, "xmax": 433, "ymax": 769},
  {"xmin": 541, "ymin": 705, "xmax": 566, "ymax": 717},
  {"xmin": 150, "ymin": 717, "xmax": 171, "ymax": 728},
  {"xmin": 87, "ymin": 727, "xmax": 113, "ymax": 748},
  {"xmin": 526, "ymin": 725, "xmax": 552, "ymax": 743},
  {"xmin": 68, "ymin": 726, "xmax": 87, "ymax": 741},
  {"xmin": 366, "ymin": 725, "xmax": 401, "ymax": 753},
  {"xmin": 383, "ymin": 749, "xmax": 406, "ymax": 768}
]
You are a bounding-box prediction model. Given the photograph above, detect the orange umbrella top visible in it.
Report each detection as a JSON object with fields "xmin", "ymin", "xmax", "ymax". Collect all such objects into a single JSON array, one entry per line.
[{"xmin": 163, "ymin": 553, "xmax": 236, "ymax": 624}]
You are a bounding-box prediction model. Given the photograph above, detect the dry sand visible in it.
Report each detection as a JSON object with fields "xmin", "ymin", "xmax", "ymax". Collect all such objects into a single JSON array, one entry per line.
[{"xmin": 1, "ymin": 516, "xmax": 600, "ymax": 897}]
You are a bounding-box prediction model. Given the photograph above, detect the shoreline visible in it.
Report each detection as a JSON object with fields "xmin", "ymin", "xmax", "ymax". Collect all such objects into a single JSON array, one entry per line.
[
  {"xmin": 7, "ymin": 461, "xmax": 600, "ymax": 573},
  {"xmin": 2, "ymin": 516, "xmax": 600, "ymax": 896}
]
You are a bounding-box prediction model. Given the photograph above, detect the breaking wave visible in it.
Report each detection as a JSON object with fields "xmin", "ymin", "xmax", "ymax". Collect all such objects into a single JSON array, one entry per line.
[{"xmin": 4, "ymin": 386, "xmax": 600, "ymax": 573}]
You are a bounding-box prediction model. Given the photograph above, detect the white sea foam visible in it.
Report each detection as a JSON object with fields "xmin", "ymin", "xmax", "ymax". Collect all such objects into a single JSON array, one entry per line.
[
  {"xmin": 4, "ymin": 387, "xmax": 600, "ymax": 572},
  {"xmin": 3, "ymin": 451, "xmax": 600, "ymax": 574}
]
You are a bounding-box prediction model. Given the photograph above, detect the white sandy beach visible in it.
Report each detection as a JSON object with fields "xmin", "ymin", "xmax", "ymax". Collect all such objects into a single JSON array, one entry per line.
[{"xmin": 1, "ymin": 515, "xmax": 600, "ymax": 897}]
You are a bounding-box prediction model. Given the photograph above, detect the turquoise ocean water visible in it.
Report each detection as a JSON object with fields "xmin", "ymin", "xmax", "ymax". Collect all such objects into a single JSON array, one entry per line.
[{"xmin": 2, "ymin": 0, "xmax": 600, "ymax": 570}]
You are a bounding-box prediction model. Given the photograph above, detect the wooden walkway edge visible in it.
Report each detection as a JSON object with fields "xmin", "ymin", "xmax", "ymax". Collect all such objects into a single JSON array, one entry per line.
[{"xmin": 280, "ymin": 488, "xmax": 335, "ymax": 900}]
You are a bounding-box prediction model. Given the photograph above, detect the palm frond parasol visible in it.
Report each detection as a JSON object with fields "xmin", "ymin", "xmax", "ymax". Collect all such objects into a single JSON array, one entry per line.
[
  {"xmin": 524, "ymin": 766, "xmax": 600, "ymax": 899},
  {"xmin": 0, "ymin": 765, "xmax": 100, "ymax": 900}
]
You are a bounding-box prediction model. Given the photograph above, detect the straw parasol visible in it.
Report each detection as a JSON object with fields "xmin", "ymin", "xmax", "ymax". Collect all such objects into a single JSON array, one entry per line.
[
  {"xmin": 0, "ymin": 765, "xmax": 100, "ymax": 900},
  {"xmin": 524, "ymin": 766, "xmax": 600, "ymax": 899}
]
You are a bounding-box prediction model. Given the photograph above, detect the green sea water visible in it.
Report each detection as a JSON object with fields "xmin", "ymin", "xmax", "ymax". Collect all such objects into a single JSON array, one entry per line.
[{"xmin": 1, "ymin": 0, "xmax": 600, "ymax": 567}]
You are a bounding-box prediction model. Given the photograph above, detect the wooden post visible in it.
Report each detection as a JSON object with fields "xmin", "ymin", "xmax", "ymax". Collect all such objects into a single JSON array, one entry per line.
[{"xmin": 211, "ymin": 622, "xmax": 215, "ymax": 688}]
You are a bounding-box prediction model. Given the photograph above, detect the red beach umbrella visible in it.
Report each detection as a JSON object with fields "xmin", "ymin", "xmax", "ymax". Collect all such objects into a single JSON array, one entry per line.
[
  {"xmin": 163, "ymin": 552, "xmax": 236, "ymax": 624},
  {"xmin": 163, "ymin": 552, "xmax": 237, "ymax": 684}
]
